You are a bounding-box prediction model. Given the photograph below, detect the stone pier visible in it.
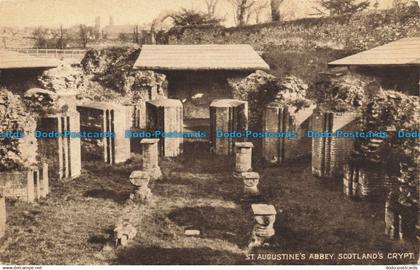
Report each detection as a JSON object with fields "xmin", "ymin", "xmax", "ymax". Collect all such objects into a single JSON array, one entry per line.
[
  {"xmin": 234, "ymin": 142, "xmax": 254, "ymax": 174},
  {"xmin": 0, "ymin": 194, "xmax": 5, "ymax": 239},
  {"xmin": 78, "ymin": 102, "xmax": 131, "ymax": 164},
  {"xmin": 140, "ymin": 138, "xmax": 162, "ymax": 180},
  {"xmin": 262, "ymin": 104, "xmax": 315, "ymax": 165},
  {"xmin": 129, "ymin": 171, "xmax": 152, "ymax": 203},
  {"xmin": 146, "ymin": 99, "xmax": 183, "ymax": 157},
  {"xmin": 37, "ymin": 112, "xmax": 81, "ymax": 180},
  {"xmin": 242, "ymin": 172, "xmax": 260, "ymax": 196},
  {"xmin": 343, "ymin": 162, "xmax": 385, "ymax": 200},
  {"xmin": 210, "ymin": 99, "xmax": 248, "ymax": 155},
  {"xmin": 250, "ymin": 204, "xmax": 277, "ymax": 248},
  {"xmin": 311, "ymin": 107, "xmax": 361, "ymax": 178},
  {"xmin": 36, "ymin": 92, "xmax": 81, "ymax": 180}
]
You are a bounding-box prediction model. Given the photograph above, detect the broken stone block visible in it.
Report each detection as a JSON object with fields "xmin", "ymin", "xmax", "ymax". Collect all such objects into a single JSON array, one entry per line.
[
  {"xmin": 78, "ymin": 102, "xmax": 131, "ymax": 164},
  {"xmin": 114, "ymin": 221, "xmax": 137, "ymax": 247},
  {"xmin": 262, "ymin": 104, "xmax": 315, "ymax": 165},
  {"xmin": 0, "ymin": 195, "xmax": 5, "ymax": 239},
  {"xmin": 184, "ymin": 229, "xmax": 200, "ymax": 236},
  {"xmin": 234, "ymin": 142, "xmax": 253, "ymax": 174},
  {"xmin": 210, "ymin": 99, "xmax": 248, "ymax": 156},
  {"xmin": 129, "ymin": 171, "xmax": 152, "ymax": 203},
  {"xmin": 241, "ymin": 172, "xmax": 260, "ymax": 196},
  {"xmin": 146, "ymin": 99, "xmax": 183, "ymax": 157},
  {"xmin": 140, "ymin": 138, "xmax": 162, "ymax": 180},
  {"xmin": 311, "ymin": 107, "xmax": 361, "ymax": 178},
  {"xmin": 249, "ymin": 204, "xmax": 277, "ymax": 248}
]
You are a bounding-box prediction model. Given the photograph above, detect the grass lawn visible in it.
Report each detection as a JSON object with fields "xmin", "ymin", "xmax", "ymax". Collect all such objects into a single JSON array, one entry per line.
[{"xmin": 0, "ymin": 142, "xmax": 417, "ymax": 265}]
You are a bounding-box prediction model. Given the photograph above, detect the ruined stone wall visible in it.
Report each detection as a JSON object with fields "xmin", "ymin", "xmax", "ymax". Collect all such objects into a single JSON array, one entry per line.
[
  {"xmin": 0, "ymin": 89, "xmax": 38, "ymax": 171},
  {"xmin": 81, "ymin": 47, "xmax": 168, "ymax": 130},
  {"xmin": 165, "ymin": 70, "xmax": 248, "ymax": 120}
]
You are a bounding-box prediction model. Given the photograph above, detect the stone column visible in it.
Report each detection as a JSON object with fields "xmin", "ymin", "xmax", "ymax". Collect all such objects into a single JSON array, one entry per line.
[
  {"xmin": 210, "ymin": 99, "xmax": 248, "ymax": 156},
  {"xmin": 146, "ymin": 99, "xmax": 183, "ymax": 157},
  {"xmin": 129, "ymin": 171, "xmax": 152, "ymax": 203},
  {"xmin": 0, "ymin": 194, "xmax": 5, "ymax": 239},
  {"xmin": 242, "ymin": 172, "xmax": 260, "ymax": 196},
  {"xmin": 249, "ymin": 204, "xmax": 277, "ymax": 248},
  {"xmin": 234, "ymin": 142, "xmax": 254, "ymax": 174},
  {"xmin": 140, "ymin": 138, "xmax": 162, "ymax": 180},
  {"xmin": 39, "ymin": 163, "xmax": 49, "ymax": 198}
]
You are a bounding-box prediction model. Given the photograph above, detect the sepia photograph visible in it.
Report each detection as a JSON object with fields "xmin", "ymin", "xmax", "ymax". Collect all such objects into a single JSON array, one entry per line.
[{"xmin": 0, "ymin": 0, "xmax": 419, "ymax": 268}]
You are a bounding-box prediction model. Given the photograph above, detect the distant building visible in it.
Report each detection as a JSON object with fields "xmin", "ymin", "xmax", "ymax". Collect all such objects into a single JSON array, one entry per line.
[
  {"xmin": 95, "ymin": 16, "xmax": 101, "ymax": 31},
  {"xmin": 102, "ymin": 24, "xmax": 137, "ymax": 40}
]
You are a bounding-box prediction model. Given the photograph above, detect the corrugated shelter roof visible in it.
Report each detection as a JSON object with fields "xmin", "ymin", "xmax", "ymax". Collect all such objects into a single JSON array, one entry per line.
[
  {"xmin": 329, "ymin": 38, "xmax": 420, "ymax": 67},
  {"xmin": 134, "ymin": 44, "xmax": 270, "ymax": 71},
  {"xmin": 0, "ymin": 50, "xmax": 59, "ymax": 69}
]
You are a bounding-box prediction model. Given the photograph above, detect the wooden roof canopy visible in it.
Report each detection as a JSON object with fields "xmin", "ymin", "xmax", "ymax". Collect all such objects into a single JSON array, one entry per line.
[
  {"xmin": 134, "ymin": 44, "xmax": 270, "ymax": 71},
  {"xmin": 329, "ymin": 38, "xmax": 420, "ymax": 67},
  {"xmin": 0, "ymin": 50, "xmax": 59, "ymax": 70}
]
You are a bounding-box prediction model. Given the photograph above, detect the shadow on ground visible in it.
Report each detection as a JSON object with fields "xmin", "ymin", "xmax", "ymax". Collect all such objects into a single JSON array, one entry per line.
[
  {"xmin": 167, "ymin": 206, "xmax": 251, "ymax": 247},
  {"xmin": 113, "ymin": 246, "xmax": 245, "ymax": 265}
]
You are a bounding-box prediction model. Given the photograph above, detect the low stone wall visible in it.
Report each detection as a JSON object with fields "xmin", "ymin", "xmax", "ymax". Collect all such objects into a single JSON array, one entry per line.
[{"xmin": 0, "ymin": 163, "xmax": 49, "ymax": 203}]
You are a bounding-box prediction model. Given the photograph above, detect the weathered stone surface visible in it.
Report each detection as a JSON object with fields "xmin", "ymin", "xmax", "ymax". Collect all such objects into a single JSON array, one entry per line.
[
  {"xmin": 240, "ymin": 172, "xmax": 260, "ymax": 196},
  {"xmin": 40, "ymin": 163, "xmax": 49, "ymax": 198},
  {"xmin": 140, "ymin": 139, "xmax": 162, "ymax": 180},
  {"xmin": 234, "ymin": 142, "xmax": 253, "ymax": 173},
  {"xmin": 114, "ymin": 220, "xmax": 137, "ymax": 247},
  {"xmin": 146, "ymin": 99, "xmax": 183, "ymax": 157},
  {"xmin": 129, "ymin": 171, "xmax": 150, "ymax": 187},
  {"xmin": 0, "ymin": 163, "xmax": 49, "ymax": 203},
  {"xmin": 210, "ymin": 99, "xmax": 248, "ymax": 156},
  {"xmin": 0, "ymin": 195, "xmax": 5, "ymax": 239},
  {"xmin": 343, "ymin": 162, "xmax": 385, "ymax": 200},
  {"xmin": 385, "ymin": 192, "xmax": 418, "ymax": 241},
  {"xmin": 184, "ymin": 229, "xmax": 200, "ymax": 236},
  {"xmin": 78, "ymin": 102, "xmax": 131, "ymax": 164},
  {"xmin": 249, "ymin": 204, "xmax": 277, "ymax": 248},
  {"xmin": 263, "ymin": 104, "xmax": 315, "ymax": 165},
  {"xmin": 37, "ymin": 111, "xmax": 81, "ymax": 180},
  {"xmin": 0, "ymin": 89, "xmax": 38, "ymax": 171},
  {"xmin": 129, "ymin": 170, "xmax": 152, "ymax": 203},
  {"xmin": 311, "ymin": 107, "xmax": 361, "ymax": 178}
]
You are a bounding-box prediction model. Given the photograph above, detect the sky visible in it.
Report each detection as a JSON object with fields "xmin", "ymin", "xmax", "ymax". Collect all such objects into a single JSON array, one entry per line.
[{"xmin": 0, "ymin": 0, "xmax": 400, "ymax": 28}]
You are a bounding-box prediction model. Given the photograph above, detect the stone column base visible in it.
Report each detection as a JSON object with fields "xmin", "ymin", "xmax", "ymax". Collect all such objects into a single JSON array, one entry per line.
[
  {"xmin": 145, "ymin": 167, "xmax": 162, "ymax": 180},
  {"xmin": 130, "ymin": 186, "xmax": 153, "ymax": 203}
]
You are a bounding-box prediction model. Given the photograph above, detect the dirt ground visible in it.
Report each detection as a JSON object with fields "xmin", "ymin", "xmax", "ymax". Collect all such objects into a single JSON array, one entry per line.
[{"xmin": 0, "ymin": 142, "xmax": 418, "ymax": 265}]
